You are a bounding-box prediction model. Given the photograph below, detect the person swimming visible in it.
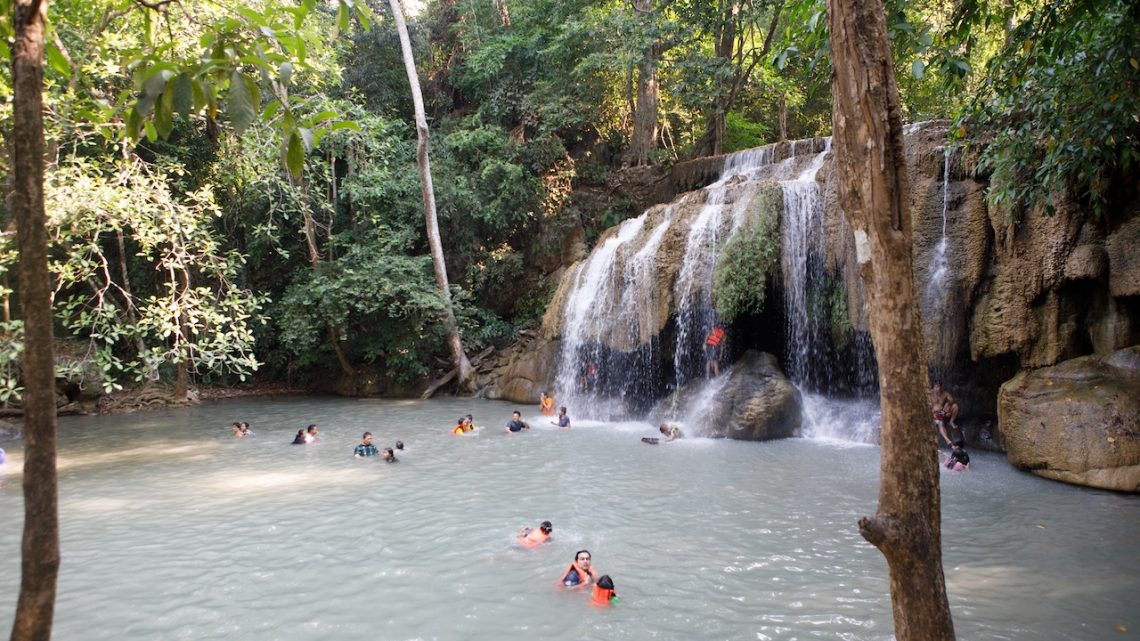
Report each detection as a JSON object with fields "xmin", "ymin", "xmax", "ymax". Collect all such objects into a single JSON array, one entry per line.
[
  {"xmin": 561, "ymin": 550, "xmax": 596, "ymax": 587},
  {"xmin": 291, "ymin": 429, "xmax": 306, "ymax": 445},
  {"xmin": 539, "ymin": 392, "xmax": 555, "ymax": 416},
  {"xmin": 552, "ymin": 406, "xmax": 570, "ymax": 429},
  {"xmin": 944, "ymin": 438, "xmax": 970, "ymax": 471},
  {"xmin": 518, "ymin": 521, "xmax": 553, "ymax": 546},
  {"xmin": 591, "ymin": 575, "xmax": 618, "ymax": 606},
  {"xmin": 395, "ymin": 440, "xmax": 404, "ymax": 451},
  {"xmin": 382, "ymin": 447, "xmax": 398, "ymax": 463},
  {"xmin": 305, "ymin": 424, "xmax": 318, "ymax": 442}
]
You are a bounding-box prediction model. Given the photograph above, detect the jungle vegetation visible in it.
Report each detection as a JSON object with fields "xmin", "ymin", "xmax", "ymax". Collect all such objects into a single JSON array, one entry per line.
[{"xmin": 0, "ymin": 0, "xmax": 1136, "ymax": 400}]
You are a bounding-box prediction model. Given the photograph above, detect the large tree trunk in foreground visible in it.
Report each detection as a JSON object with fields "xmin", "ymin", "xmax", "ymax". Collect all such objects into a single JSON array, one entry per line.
[
  {"xmin": 9, "ymin": 0, "xmax": 62, "ymax": 639},
  {"xmin": 828, "ymin": 0, "xmax": 955, "ymax": 639},
  {"xmin": 388, "ymin": 0, "xmax": 475, "ymax": 393}
]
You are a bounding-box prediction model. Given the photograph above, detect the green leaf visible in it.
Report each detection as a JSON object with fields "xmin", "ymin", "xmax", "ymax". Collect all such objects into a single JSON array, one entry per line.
[
  {"xmin": 912, "ymin": 59, "xmax": 925, "ymax": 79},
  {"xmin": 155, "ymin": 89, "xmax": 174, "ymax": 138},
  {"xmin": 45, "ymin": 41, "xmax": 70, "ymax": 77},
  {"xmin": 226, "ymin": 70, "xmax": 258, "ymax": 134},
  {"xmin": 144, "ymin": 120, "xmax": 158, "ymax": 143},
  {"xmin": 279, "ymin": 61, "xmax": 293, "ymax": 86},
  {"xmin": 261, "ymin": 99, "xmax": 281, "ymax": 122},
  {"xmin": 144, "ymin": 69, "xmax": 173, "ymax": 97},
  {"xmin": 172, "ymin": 73, "xmax": 193, "ymax": 117},
  {"xmin": 286, "ymin": 130, "xmax": 305, "ymax": 178}
]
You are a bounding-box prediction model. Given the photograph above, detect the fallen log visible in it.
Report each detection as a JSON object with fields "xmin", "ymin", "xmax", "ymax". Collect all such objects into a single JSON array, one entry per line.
[{"xmin": 421, "ymin": 346, "xmax": 495, "ymax": 400}]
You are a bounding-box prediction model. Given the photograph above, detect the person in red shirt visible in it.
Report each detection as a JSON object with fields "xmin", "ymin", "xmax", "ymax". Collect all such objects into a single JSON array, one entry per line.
[{"xmin": 705, "ymin": 325, "xmax": 726, "ymax": 378}]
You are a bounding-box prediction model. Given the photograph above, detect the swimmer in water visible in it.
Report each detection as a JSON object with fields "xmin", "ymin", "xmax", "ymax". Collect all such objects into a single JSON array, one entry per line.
[
  {"xmin": 561, "ymin": 550, "xmax": 597, "ymax": 587},
  {"xmin": 305, "ymin": 424, "xmax": 318, "ymax": 442},
  {"xmin": 505, "ymin": 411, "xmax": 530, "ymax": 434},
  {"xmin": 518, "ymin": 521, "xmax": 553, "ymax": 546},
  {"xmin": 944, "ymin": 438, "xmax": 970, "ymax": 471},
  {"xmin": 231, "ymin": 422, "xmax": 243, "ymax": 437},
  {"xmin": 382, "ymin": 447, "xmax": 398, "ymax": 463},
  {"xmin": 395, "ymin": 440, "xmax": 404, "ymax": 451},
  {"xmin": 552, "ymin": 406, "xmax": 570, "ymax": 429},
  {"xmin": 591, "ymin": 575, "xmax": 618, "ymax": 606},
  {"xmin": 291, "ymin": 429, "xmax": 307, "ymax": 445}
]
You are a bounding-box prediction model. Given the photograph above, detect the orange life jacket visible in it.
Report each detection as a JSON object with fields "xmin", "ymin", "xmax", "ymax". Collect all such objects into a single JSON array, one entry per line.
[
  {"xmin": 591, "ymin": 586, "xmax": 615, "ymax": 607},
  {"xmin": 519, "ymin": 528, "xmax": 550, "ymax": 547},
  {"xmin": 453, "ymin": 424, "xmax": 465, "ymax": 435},
  {"xmin": 540, "ymin": 396, "xmax": 555, "ymax": 416},
  {"xmin": 706, "ymin": 327, "xmax": 725, "ymax": 346},
  {"xmin": 560, "ymin": 562, "xmax": 596, "ymax": 587}
]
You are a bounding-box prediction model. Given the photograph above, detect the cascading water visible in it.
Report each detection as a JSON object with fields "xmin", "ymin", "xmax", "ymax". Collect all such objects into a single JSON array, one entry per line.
[
  {"xmin": 780, "ymin": 139, "xmax": 832, "ymax": 387},
  {"xmin": 924, "ymin": 146, "xmax": 955, "ymax": 381},
  {"xmin": 552, "ymin": 146, "xmax": 779, "ymax": 419}
]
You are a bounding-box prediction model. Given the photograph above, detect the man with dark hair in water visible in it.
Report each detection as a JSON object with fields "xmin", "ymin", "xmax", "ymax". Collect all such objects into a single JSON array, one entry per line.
[{"xmin": 354, "ymin": 432, "xmax": 378, "ymax": 458}]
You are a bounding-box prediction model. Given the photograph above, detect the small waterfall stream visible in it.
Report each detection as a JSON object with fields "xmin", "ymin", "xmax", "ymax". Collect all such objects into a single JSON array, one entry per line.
[
  {"xmin": 924, "ymin": 146, "xmax": 955, "ymax": 380},
  {"xmin": 780, "ymin": 139, "xmax": 832, "ymax": 387}
]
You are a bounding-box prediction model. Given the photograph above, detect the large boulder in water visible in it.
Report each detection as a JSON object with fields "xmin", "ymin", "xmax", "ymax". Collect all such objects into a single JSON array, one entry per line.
[
  {"xmin": 999, "ymin": 346, "xmax": 1140, "ymax": 492},
  {"xmin": 484, "ymin": 339, "xmax": 560, "ymax": 404},
  {"xmin": 658, "ymin": 351, "xmax": 802, "ymax": 441}
]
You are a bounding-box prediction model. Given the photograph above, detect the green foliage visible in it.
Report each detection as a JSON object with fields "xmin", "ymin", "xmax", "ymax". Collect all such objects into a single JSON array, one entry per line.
[
  {"xmin": 723, "ymin": 112, "xmax": 771, "ymax": 153},
  {"xmin": 713, "ymin": 186, "xmax": 781, "ymax": 321},
  {"xmin": 275, "ymin": 235, "xmax": 447, "ymax": 383},
  {"xmin": 956, "ymin": 0, "xmax": 1140, "ymax": 220},
  {"xmin": 44, "ymin": 158, "xmax": 265, "ymax": 389},
  {"xmin": 0, "ymin": 321, "xmax": 24, "ymax": 404}
]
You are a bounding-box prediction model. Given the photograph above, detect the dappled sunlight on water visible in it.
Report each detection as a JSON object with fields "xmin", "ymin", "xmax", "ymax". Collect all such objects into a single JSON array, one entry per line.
[{"xmin": 0, "ymin": 396, "xmax": 1137, "ymax": 641}]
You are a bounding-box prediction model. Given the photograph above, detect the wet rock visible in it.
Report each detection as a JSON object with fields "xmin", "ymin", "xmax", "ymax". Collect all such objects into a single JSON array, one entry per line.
[
  {"xmin": 1106, "ymin": 210, "xmax": 1140, "ymax": 297},
  {"xmin": 999, "ymin": 346, "xmax": 1140, "ymax": 492},
  {"xmin": 658, "ymin": 351, "xmax": 802, "ymax": 441},
  {"xmin": 485, "ymin": 339, "xmax": 560, "ymax": 404}
]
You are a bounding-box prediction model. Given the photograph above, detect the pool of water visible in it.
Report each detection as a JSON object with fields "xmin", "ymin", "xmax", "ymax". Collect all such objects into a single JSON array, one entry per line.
[{"xmin": 1, "ymin": 396, "xmax": 1137, "ymax": 640}]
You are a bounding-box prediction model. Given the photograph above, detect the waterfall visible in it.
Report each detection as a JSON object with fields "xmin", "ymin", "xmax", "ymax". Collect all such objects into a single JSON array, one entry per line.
[
  {"xmin": 924, "ymin": 146, "xmax": 954, "ymax": 379},
  {"xmin": 552, "ymin": 146, "xmax": 779, "ymax": 419},
  {"xmin": 780, "ymin": 139, "xmax": 832, "ymax": 388}
]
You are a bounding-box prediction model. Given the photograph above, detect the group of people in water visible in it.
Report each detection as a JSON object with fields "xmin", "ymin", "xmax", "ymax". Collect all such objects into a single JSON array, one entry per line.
[{"xmin": 516, "ymin": 521, "xmax": 619, "ymax": 607}]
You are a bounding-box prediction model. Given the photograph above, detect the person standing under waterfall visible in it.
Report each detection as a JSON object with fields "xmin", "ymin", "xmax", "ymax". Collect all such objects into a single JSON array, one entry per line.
[
  {"xmin": 705, "ymin": 325, "xmax": 726, "ymax": 378},
  {"xmin": 539, "ymin": 391, "xmax": 556, "ymax": 416}
]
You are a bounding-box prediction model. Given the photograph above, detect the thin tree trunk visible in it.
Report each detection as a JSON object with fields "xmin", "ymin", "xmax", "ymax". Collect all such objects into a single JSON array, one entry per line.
[
  {"xmin": 389, "ymin": 0, "xmax": 475, "ymax": 393},
  {"xmin": 828, "ymin": 0, "xmax": 955, "ymax": 639},
  {"xmin": 10, "ymin": 0, "xmax": 61, "ymax": 640},
  {"xmin": 778, "ymin": 92, "xmax": 787, "ymax": 141}
]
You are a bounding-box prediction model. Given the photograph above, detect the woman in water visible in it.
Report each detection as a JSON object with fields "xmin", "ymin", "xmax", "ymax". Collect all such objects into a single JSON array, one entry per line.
[
  {"xmin": 518, "ymin": 521, "xmax": 553, "ymax": 546},
  {"xmin": 539, "ymin": 392, "xmax": 555, "ymax": 416},
  {"xmin": 561, "ymin": 550, "xmax": 596, "ymax": 587},
  {"xmin": 291, "ymin": 429, "xmax": 306, "ymax": 445},
  {"xmin": 591, "ymin": 575, "xmax": 618, "ymax": 607}
]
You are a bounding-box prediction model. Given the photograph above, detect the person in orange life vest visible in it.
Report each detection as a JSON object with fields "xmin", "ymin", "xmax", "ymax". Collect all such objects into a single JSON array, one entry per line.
[
  {"xmin": 539, "ymin": 391, "xmax": 555, "ymax": 416},
  {"xmin": 705, "ymin": 325, "xmax": 726, "ymax": 378},
  {"xmin": 561, "ymin": 550, "xmax": 597, "ymax": 587},
  {"xmin": 591, "ymin": 575, "xmax": 618, "ymax": 607},
  {"xmin": 518, "ymin": 521, "xmax": 553, "ymax": 546},
  {"xmin": 452, "ymin": 416, "xmax": 467, "ymax": 435}
]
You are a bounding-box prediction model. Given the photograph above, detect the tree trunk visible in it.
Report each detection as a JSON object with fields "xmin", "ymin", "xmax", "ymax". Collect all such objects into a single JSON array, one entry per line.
[
  {"xmin": 778, "ymin": 92, "xmax": 787, "ymax": 141},
  {"xmin": 388, "ymin": 0, "xmax": 475, "ymax": 393},
  {"xmin": 827, "ymin": 0, "xmax": 955, "ymax": 639},
  {"xmin": 9, "ymin": 1, "xmax": 62, "ymax": 640},
  {"xmin": 626, "ymin": 53, "xmax": 659, "ymax": 166}
]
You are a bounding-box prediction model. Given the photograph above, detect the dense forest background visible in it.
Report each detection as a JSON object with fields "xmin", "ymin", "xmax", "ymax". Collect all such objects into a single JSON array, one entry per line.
[{"xmin": 0, "ymin": 0, "xmax": 1136, "ymax": 400}]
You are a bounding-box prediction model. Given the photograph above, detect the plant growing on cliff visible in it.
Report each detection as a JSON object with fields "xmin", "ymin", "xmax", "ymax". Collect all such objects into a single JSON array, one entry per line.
[
  {"xmin": 713, "ymin": 185, "xmax": 781, "ymax": 321},
  {"xmin": 955, "ymin": 0, "xmax": 1140, "ymax": 221}
]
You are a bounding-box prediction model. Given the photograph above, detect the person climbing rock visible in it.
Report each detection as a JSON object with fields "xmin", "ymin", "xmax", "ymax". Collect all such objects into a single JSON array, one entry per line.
[{"xmin": 705, "ymin": 325, "xmax": 726, "ymax": 378}]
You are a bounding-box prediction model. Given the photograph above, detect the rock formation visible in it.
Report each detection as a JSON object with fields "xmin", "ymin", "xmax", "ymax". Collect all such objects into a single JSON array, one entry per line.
[{"xmin": 999, "ymin": 346, "xmax": 1140, "ymax": 492}]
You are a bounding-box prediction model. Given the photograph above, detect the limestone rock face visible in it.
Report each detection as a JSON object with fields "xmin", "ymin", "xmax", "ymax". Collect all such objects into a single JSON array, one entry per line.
[
  {"xmin": 485, "ymin": 339, "xmax": 560, "ymax": 404},
  {"xmin": 999, "ymin": 346, "xmax": 1140, "ymax": 492},
  {"xmin": 1106, "ymin": 209, "xmax": 1140, "ymax": 297},
  {"xmin": 657, "ymin": 351, "xmax": 802, "ymax": 441}
]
